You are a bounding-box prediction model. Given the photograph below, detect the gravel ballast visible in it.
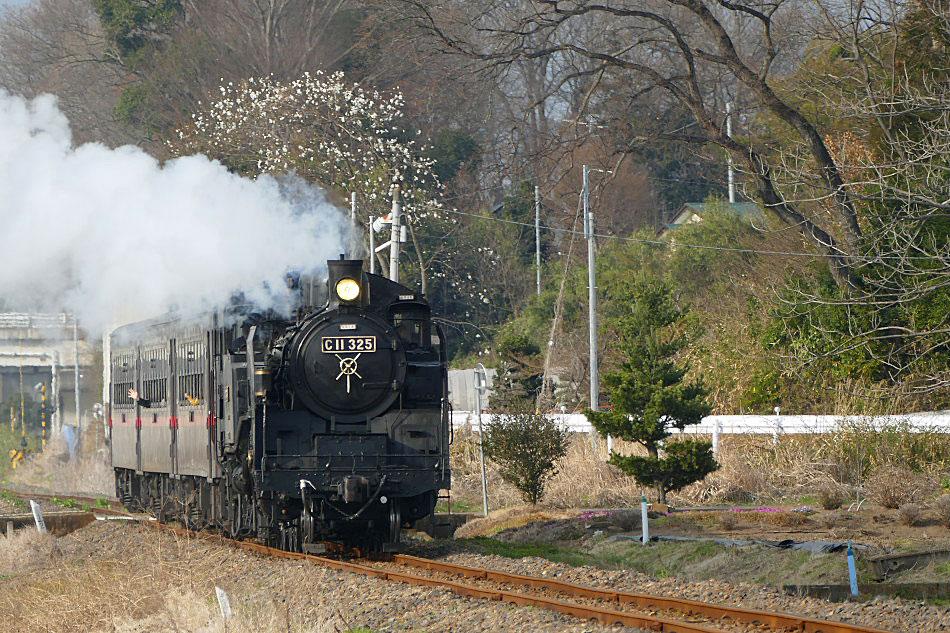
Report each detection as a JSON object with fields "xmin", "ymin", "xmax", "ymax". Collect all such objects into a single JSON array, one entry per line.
[
  {"xmin": 428, "ymin": 546, "xmax": 947, "ymax": 633},
  {"xmin": 0, "ymin": 521, "xmax": 641, "ymax": 632}
]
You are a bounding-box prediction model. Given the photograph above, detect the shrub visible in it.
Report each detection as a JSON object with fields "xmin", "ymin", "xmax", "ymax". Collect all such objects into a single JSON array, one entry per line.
[
  {"xmin": 609, "ymin": 510, "xmax": 642, "ymax": 532},
  {"xmin": 716, "ymin": 512, "xmax": 740, "ymax": 531},
  {"xmin": 897, "ymin": 503, "xmax": 923, "ymax": 527},
  {"xmin": 609, "ymin": 441, "xmax": 719, "ymax": 505},
  {"xmin": 865, "ymin": 466, "xmax": 919, "ymax": 509},
  {"xmin": 483, "ymin": 412, "xmax": 569, "ymax": 504},
  {"xmin": 816, "ymin": 482, "xmax": 851, "ymax": 510},
  {"xmin": 934, "ymin": 495, "xmax": 950, "ymax": 529}
]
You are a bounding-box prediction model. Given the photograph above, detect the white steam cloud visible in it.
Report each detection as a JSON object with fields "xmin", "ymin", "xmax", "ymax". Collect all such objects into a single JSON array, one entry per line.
[{"xmin": 0, "ymin": 91, "xmax": 350, "ymax": 330}]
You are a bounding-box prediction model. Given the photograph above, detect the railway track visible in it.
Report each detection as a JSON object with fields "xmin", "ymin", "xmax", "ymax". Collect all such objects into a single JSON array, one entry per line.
[
  {"xmin": 5, "ymin": 490, "xmax": 899, "ymax": 633},
  {"xmin": 5, "ymin": 490, "xmax": 129, "ymax": 516}
]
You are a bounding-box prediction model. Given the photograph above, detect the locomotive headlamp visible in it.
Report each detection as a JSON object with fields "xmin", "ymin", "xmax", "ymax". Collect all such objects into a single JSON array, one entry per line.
[{"xmin": 336, "ymin": 278, "xmax": 361, "ymax": 302}]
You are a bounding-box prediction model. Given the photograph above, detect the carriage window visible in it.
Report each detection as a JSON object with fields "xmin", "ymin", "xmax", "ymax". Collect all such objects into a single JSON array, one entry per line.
[
  {"xmin": 140, "ymin": 346, "xmax": 169, "ymax": 406},
  {"xmin": 177, "ymin": 339, "xmax": 206, "ymax": 405},
  {"xmin": 112, "ymin": 352, "xmax": 136, "ymax": 409},
  {"xmin": 114, "ymin": 381, "xmax": 134, "ymax": 407}
]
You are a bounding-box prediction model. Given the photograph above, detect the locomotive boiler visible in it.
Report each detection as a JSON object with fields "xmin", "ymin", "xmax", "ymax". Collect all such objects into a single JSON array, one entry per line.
[{"xmin": 109, "ymin": 257, "xmax": 451, "ymax": 551}]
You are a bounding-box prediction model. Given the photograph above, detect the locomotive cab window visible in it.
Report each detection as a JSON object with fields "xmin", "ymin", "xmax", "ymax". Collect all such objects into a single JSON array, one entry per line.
[{"xmin": 391, "ymin": 308, "xmax": 430, "ymax": 348}]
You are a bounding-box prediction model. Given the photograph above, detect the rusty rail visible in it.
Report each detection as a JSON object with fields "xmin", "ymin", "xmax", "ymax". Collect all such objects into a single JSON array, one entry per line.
[
  {"xmin": 6, "ymin": 489, "xmax": 131, "ymax": 517},
  {"xmin": 145, "ymin": 521, "xmax": 894, "ymax": 633},
  {"xmin": 390, "ymin": 554, "xmax": 893, "ymax": 633},
  {"xmin": 11, "ymin": 490, "xmax": 897, "ymax": 633}
]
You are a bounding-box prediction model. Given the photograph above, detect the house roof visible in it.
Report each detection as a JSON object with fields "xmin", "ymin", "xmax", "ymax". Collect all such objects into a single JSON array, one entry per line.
[{"xmin": 660, "ymin": 201, "xmax": 767, "ymax": 237}]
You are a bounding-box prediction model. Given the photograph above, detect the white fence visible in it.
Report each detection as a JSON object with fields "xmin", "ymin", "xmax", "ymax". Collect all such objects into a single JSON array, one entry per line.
[{"xmin": 452, "ymin": 411, "xmax": 950, "ymax": 453}]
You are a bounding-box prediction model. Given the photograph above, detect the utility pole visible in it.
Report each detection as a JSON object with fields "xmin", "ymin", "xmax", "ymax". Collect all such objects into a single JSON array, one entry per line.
[
  {"xmin": 388, "ymin": 185, "xmax": 402, "ymax": 282},
  {"xmin": 584, "ymin": 165, "xmax": 615, "ymax": 453},
  {"xmin": 351, "ymin": 192, "xmax": 357, "ymax": 226},
  {"xmin": 726, "ymin": 103, "xmax": 736, "ymax": 204},
  {"xmin": 583, "ymin": 165, "xmax": 599, "ymax": 416},
  {"xmin": 368, "ymin": 215, "xmax": 377, "ymax": 274},
  {"xmin": 38, "ymin": 383, "xmax": 47, "ymax": 450},
  {"xmin": 535, "ymin": 185, "xmax": 542, "ymax": 295},
  {"xmin": 73, "ymin": 316, "xmax": 80, "ymax": 432},
  {"xmin": 474, "ymin": 363, "xmax": 489, "ymax": 517}
]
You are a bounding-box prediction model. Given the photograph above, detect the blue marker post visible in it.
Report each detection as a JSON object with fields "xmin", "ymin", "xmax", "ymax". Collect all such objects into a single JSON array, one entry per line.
[{"xmin": 847, "ymin": 539, "xmax": 859, "ymax": 597}]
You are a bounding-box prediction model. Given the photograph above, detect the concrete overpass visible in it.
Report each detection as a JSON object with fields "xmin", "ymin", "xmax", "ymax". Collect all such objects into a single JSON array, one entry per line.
[{"xmin": 0, "ymin": 313, "xmax": 98, "ymax": 435}]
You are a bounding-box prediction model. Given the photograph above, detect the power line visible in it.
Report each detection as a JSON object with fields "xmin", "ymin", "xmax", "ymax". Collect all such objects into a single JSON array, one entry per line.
[{"xmin": 417, "ymin": 206, "xmax": 941, "ymax": 263}]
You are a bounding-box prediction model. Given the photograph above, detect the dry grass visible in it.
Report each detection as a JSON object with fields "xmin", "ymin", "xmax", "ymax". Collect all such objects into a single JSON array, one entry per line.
[
  {"xmin": 453, "ymin": 423, "xmax": 950, "ymax": 511},
  {"xmin": 0, "ymin": 523, "xmax": 354, "ymax": 633},
  {"xmin": 716, "ymin": 512, "xmax": 741, "ymax": 531},
  {"xmin": 0, "ymin": 527, "xmax": 60, "ymax": 575},
  {"xmin": 454, "ymin": 505, "xmax": 579, "ymax": 538},
  {"xmin": 865, "ymin": 466, "xmax": 935, "ymax": 509},
  {"xmin": 815, "ymin": 481, "xmax": 851, "ymax": 510},
  {"xmin": 11, "ymin": 434, "xmax": 112, "ymax": 496},
  {"xmin": 674, "ymin": 425, "xmax": 950, "ymax": 507},
  {"xmin": 449, "ymin": 427, "xmax": 642, "ymax": 511}
]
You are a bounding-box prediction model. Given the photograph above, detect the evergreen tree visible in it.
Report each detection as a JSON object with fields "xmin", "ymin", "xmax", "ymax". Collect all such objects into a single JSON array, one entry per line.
[
  {"xmin": 489, "ymin": 331, "xmax": 542, "ymax": 412},
  {"xmin": 587, "ymin": 275, "xmax": 717, "ymax": 504}
]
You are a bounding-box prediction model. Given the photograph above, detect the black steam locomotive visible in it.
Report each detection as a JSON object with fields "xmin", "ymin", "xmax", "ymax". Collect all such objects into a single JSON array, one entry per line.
[{"xmin": 109, "ymin": 257, "xmax": 450, "ymax": 551}]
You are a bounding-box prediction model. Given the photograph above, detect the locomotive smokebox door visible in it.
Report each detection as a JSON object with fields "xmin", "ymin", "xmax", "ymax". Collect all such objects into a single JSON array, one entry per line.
[{"xmin": 286, "ymin": 257, "xmax": 408, "ymax": 422}]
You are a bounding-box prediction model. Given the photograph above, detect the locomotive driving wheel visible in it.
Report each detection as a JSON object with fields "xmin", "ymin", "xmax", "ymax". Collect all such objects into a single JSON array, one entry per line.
[{"xmin": 389, "ymin": 502, "xmax": 401, "ymax": 545}]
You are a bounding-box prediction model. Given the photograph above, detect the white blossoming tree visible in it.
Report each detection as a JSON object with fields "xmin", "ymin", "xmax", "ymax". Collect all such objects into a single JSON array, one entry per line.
[
  {"xmin": 173, "ymin": 70, "xmax": 522, "ymax": 354},
  {"xmin": 171, "ymin": 70, "xmax": 444, "ymax": 281}
]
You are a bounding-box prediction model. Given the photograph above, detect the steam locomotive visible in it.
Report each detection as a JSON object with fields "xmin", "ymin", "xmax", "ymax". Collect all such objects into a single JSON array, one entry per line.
[{"xmin": 109, "ymin": 257, "xmax": 450, "ymax": 551}]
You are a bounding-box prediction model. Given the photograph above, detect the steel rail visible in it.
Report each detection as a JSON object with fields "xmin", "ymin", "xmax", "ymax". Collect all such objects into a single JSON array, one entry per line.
[
  {"xmin": 390, "ymin": 554, "xmax": 895, "ymax": 633},
  {"xmin": 142, "ymin": 521, "xmax": 895, "ymax": 633},
  {"xmin": 8, "ymin": 490, "xmax": 897, "ymax": 633},
  {"xmin": 143, "ymin": 521, "xmax": 724, "ymax": 633},
  {"xmin": 6, "ymin": 490, "xmax": 130, "ymax": 516}
]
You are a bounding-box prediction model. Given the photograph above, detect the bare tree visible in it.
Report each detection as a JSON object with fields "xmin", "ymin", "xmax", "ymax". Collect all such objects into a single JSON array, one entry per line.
[
  {"xmin": 386, "ymin": 0, "xmax": 865, "ymax": 288},
  {"xmin": 0, "ymin": 0, "xmax": 130, "ymax": 145}
]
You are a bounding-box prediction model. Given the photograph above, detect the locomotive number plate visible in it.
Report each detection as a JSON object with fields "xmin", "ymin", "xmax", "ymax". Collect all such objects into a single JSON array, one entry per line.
[{"xmin": 321, "ymin": 336, "xmax": 376, "ymax": 353}]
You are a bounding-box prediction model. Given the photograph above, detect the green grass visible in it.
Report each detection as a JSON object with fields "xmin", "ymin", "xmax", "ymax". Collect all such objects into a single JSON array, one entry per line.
[
  {"xmin": 0, "ymin": 488, "xmax": 27, "ymax": 510},
  {"xmin": 95, "ymin": 497, "xmax": 110, "ymax": 509},
  {"xmin": 454, "ymin": 535, "xmax": 866, "ymax": 587},
  {"xmin": 434, "ymin": 500, "xmax": 479, "ymax": 513},
  {"xmin": 50, "ymin": 497, "xmax": 78, "ymax": 509},
  {"xmin": 458, "ymin": 537, "xmax": 609, "ymax": 569}
]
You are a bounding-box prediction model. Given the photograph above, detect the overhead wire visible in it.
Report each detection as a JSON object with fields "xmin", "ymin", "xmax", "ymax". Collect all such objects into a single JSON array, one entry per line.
[{"xmin": 414, "ymin": 205, "xmax": 944, "ymax": 262}]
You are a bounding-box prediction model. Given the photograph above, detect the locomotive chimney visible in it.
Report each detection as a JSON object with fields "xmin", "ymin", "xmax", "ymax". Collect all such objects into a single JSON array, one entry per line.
[{"xmin": 327, "ymin": 257, "xmax": 367, "ymax": 309}]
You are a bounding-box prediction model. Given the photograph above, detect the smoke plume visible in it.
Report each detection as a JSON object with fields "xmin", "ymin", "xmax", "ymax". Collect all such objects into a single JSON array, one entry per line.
[{"xmin": 0, "ymin": 90, "xmax": 350, "ymax": 331}]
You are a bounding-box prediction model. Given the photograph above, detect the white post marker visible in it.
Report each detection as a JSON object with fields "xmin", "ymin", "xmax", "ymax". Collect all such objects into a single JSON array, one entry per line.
[
  {"xmin": 772, "ymin": 406, "xmax": 782, "ymax": 447},
  {"xmin": 640, "ymin": 494, "xmax": 650, "ymax": 545},
  {"xmin": 215, "ymin": 586, "xmax": 233, "ymax": 619},
  {"xmin": 30, "ymin": 500, "xmax": 47, "ymax": 534},
  {"xmin": 712, "ymin": 420, "xmax": 722, "ymax": 456}
]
